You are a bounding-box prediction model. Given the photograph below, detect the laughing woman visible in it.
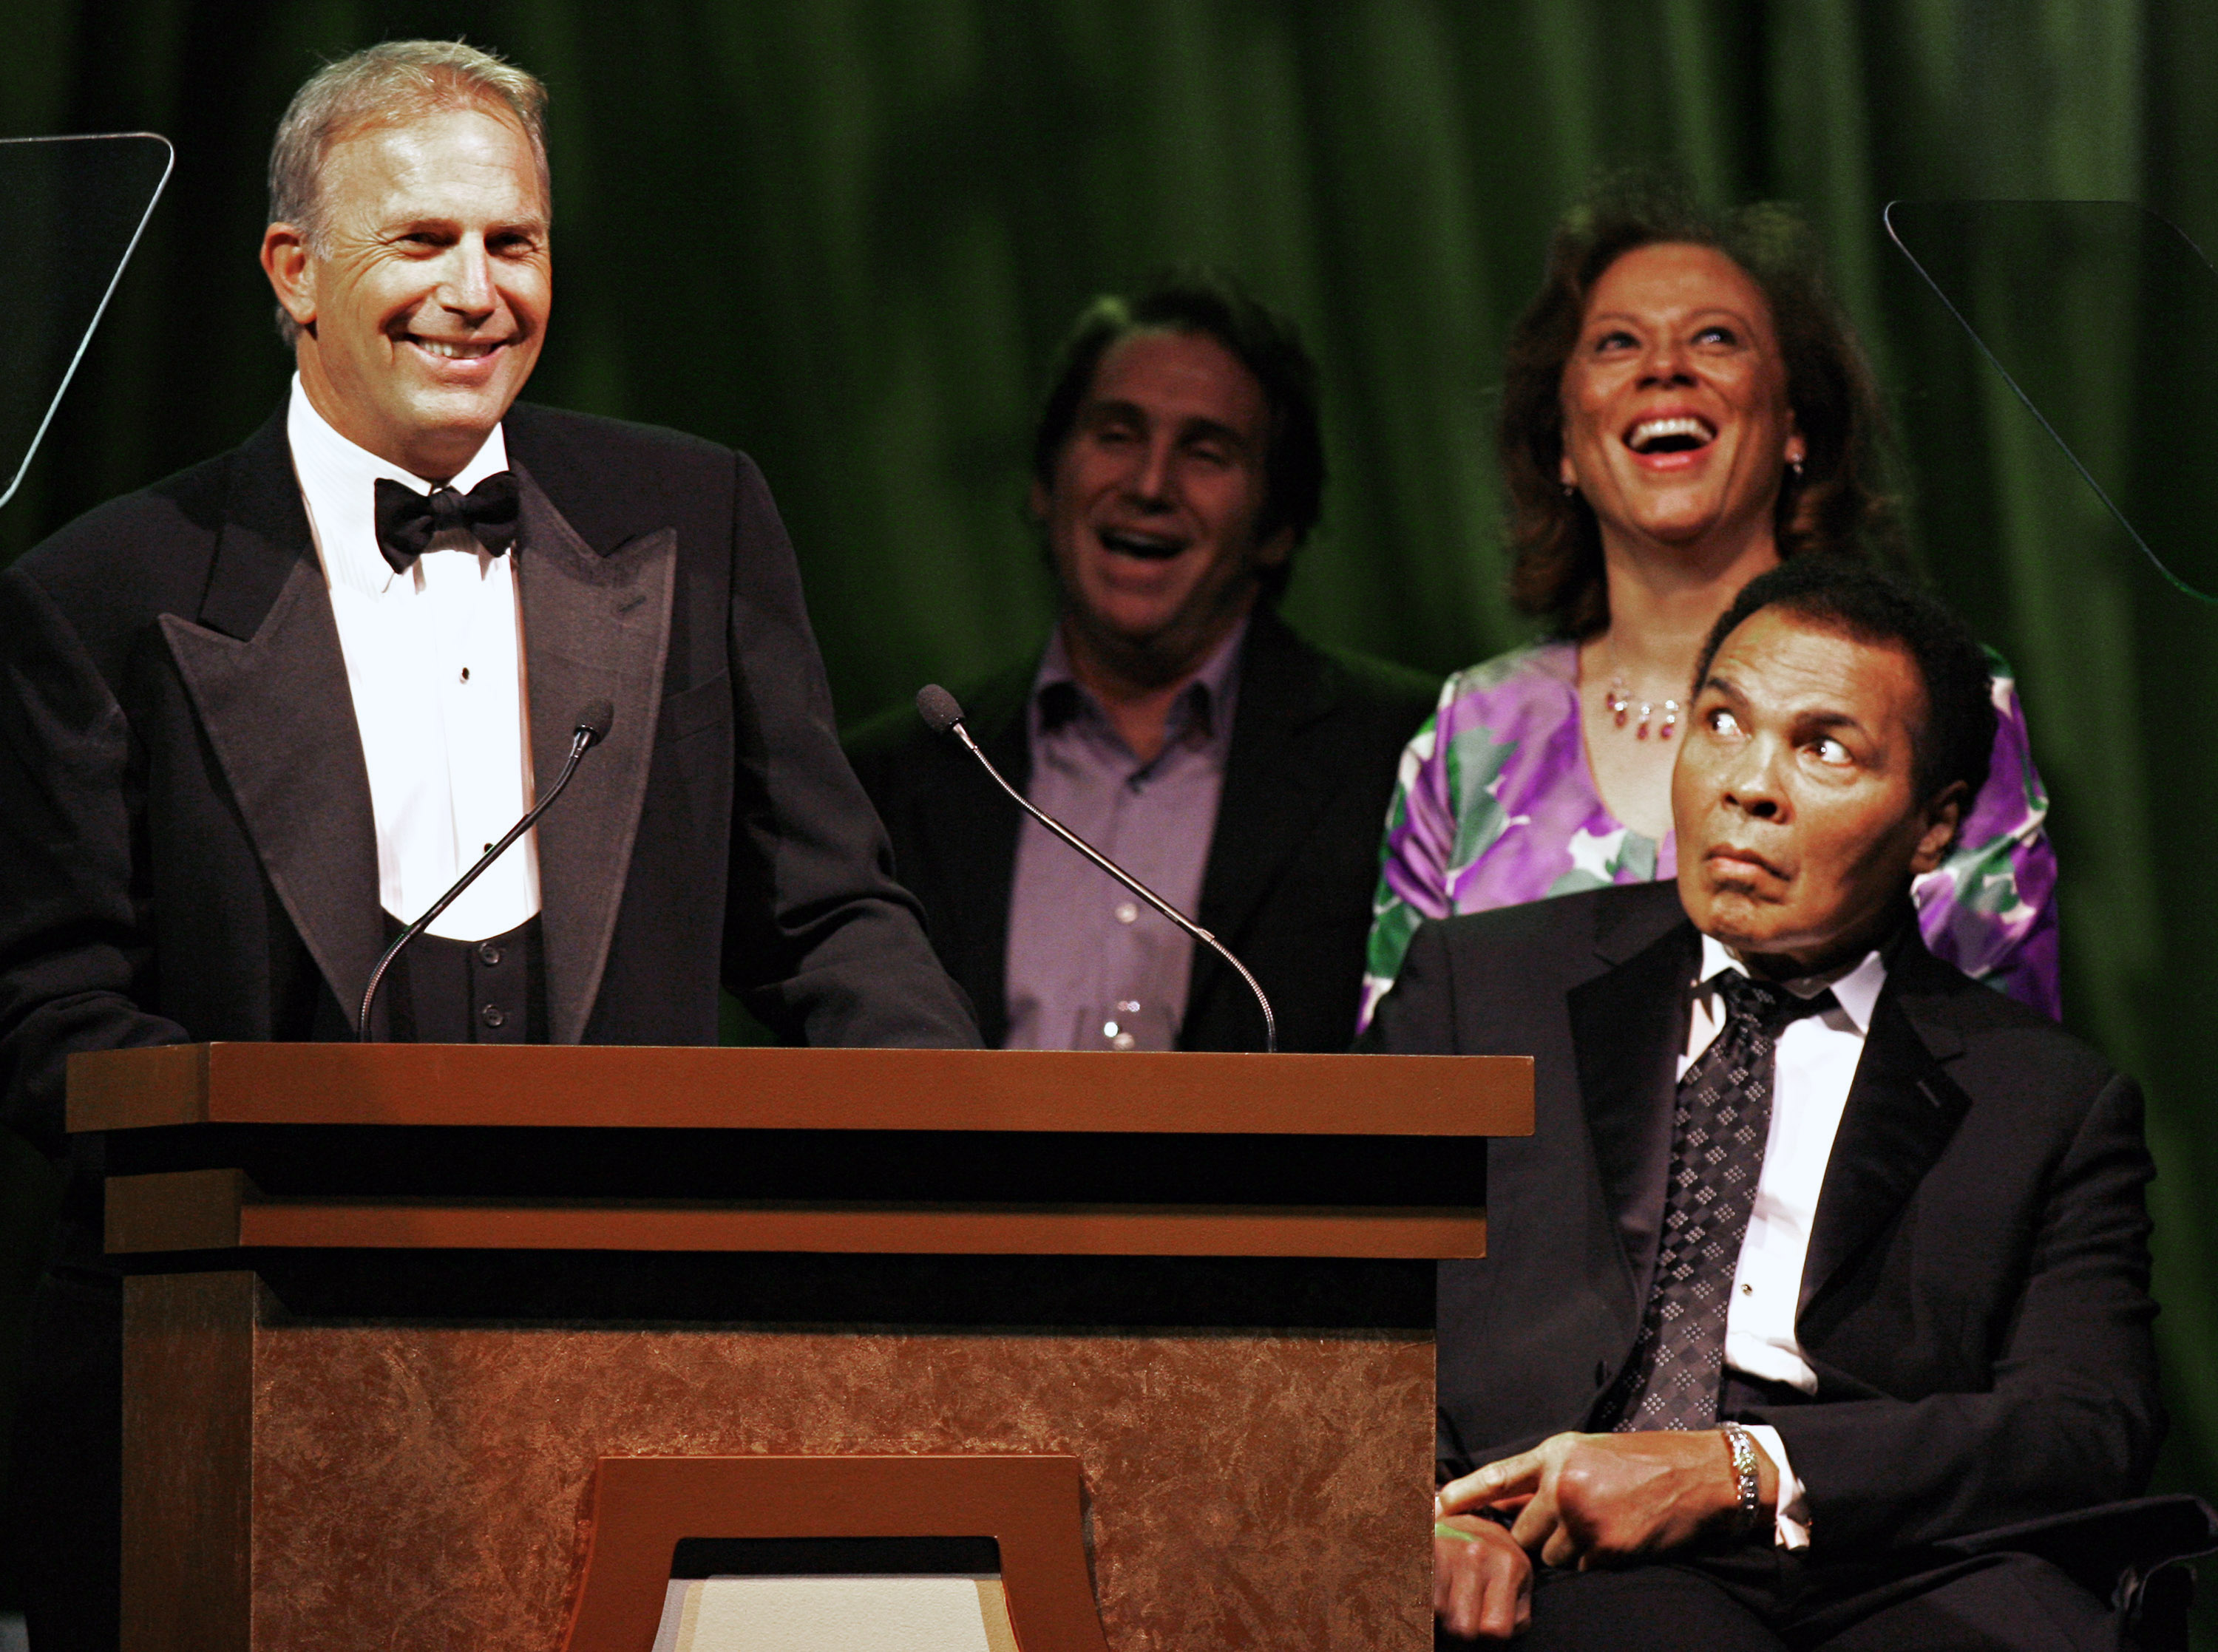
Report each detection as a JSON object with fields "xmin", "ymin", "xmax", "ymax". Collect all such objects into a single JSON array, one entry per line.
[{"xmin": 1362, "ymin": 182, "xmax": 2058, "ymax": 1023}]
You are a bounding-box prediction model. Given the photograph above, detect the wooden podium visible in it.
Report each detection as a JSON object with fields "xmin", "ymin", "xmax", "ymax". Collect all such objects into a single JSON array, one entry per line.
[{"xmin": 72, "ymin": 1042, "xmax": 1530, "ymax": 1651}]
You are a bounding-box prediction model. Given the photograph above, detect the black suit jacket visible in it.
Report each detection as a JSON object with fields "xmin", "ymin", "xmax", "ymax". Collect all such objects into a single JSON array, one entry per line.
[
  {"xmin": 844, "ymin": 608, "xmax": 1439, "ymax": 1052},
  {"xmin": 1365, "ymin": 881, "xmax": 2164, "ymax": 1557},
  {"xmin": 0, "ymin": 402, "xmax": 977, "ymax": 1199}
]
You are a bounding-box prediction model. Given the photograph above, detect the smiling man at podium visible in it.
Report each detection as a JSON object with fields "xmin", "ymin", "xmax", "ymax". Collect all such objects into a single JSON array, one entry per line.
[{"xmin": 0, "ymin": 41, "xmax": 974, "ymax": 1648}]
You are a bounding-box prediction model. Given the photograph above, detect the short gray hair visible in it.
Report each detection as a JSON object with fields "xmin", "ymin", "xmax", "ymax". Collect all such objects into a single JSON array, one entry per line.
[{"xmin": 268, "ymin": 40, "xmax": 549, "ymax": 344}]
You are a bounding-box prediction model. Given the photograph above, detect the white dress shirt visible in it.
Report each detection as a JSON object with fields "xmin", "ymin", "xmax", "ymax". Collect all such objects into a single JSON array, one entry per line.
[
  {"xmin": 1682, "ymin": 934, "xmax": 1890, "ymax": 1549},
  {"xmin": 286, "ymin": 377, "xmax": 538, "ymax": 940}
]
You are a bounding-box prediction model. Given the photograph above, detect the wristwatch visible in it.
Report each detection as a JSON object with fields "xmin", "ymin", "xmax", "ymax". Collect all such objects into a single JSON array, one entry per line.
[{"xmin": 1719, "ymin": 1422, "xmax": 1763, "ymax": 1534}]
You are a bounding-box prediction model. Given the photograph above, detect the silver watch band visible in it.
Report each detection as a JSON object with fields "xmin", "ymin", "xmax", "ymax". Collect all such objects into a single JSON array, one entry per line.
[{"xmin": 1720, "ymin": 1422, "xmax": 1763, "ymax": 1532}]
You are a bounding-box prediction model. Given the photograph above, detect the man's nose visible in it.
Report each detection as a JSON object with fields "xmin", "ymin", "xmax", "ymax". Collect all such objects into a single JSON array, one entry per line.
[
  {"xmin": 438, "ymin": 240, "xmax": 498, "ymax": 316},
  {"xmin": 1127, "ymin": 435, "xmax": 1176, "ymax": 507},
  {"xmin": 1721, "ymin": 741, "xmax": 1787, "ymax": 819}
]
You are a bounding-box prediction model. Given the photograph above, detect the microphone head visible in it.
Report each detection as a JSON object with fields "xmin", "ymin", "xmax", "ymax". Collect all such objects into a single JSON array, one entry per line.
[
  {"xmin": 574, "ymin": 699, "xmax": 615, "ymax": 749},
  {"xmin": 915, "ymin": 683, "xmax": 966, "ymax": 737}
]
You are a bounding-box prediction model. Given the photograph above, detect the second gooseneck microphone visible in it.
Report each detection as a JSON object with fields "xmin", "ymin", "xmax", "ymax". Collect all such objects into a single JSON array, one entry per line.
[
  {"xmin": 915, "ymin": 682, "xmax": 1278, "ymax": 1053},
  {"xmin": 356, "ymin": 699, "xmax": 615, "ymax": 1041}
]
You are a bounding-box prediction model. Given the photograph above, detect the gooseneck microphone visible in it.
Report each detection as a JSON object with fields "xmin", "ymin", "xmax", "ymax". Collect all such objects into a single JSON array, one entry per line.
[
  {"xmin": 357, "ymin": 700, "xmax": 615, "ymax": 1041},
  {"xmin": 916, "ymin": 682, "xmax": 1278, "ymax": 1053}
]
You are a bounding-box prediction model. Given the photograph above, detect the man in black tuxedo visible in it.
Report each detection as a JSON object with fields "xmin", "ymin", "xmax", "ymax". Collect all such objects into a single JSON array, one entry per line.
[
  {"xmin": 847, "ymin": 274, "xmax": 1437, "ymax": 1053},
  {"xmin": 1367, "ymin": 558, "xmax": 2171, "ymax": 1648},
  {"xmin": 0, "ymin": 41, "xmax": 972, "ymax": 1647}
]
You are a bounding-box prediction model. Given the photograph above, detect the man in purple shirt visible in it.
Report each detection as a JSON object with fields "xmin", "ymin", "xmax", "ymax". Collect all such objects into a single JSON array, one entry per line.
[{"xmin": 848, "ymin": 273, "xmax": 1438, "ymax": 1052}]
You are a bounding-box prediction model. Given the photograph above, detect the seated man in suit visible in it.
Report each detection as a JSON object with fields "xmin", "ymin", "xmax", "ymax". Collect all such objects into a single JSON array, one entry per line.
[
  {"xmin": 0, "ymin": 41, "xmax": 973, "ymax": 1647},
  {"xmin": 1367, "ymin": 557, "xmax": 2166, "ymax": 1648},
  {"xmin": 847, "ymin": 273, "xmax": 1438, "ymax": 1052}
]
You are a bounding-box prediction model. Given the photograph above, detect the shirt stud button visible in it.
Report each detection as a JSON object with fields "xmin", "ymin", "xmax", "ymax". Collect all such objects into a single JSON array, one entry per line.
[
  {"xmin": 1114, "ymin": 901, "xmax": 1139, "ymax": 925},
  {"xmin": 480, "ymin": 1004, "xmax": 506, "ymax": 1028},
  {"xmin": 459, "ymin": 666, "xmax": 470, "ymax": 682},
  {"xmin": 1740, "ymin": 1282, "xmax": 1754, "ymax": 1296}
]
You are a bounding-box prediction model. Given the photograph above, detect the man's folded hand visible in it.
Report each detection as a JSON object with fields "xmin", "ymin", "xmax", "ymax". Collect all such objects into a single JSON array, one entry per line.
[
  {"xmin": 1436, "ymin": 1430, "xmax": 1777, "ymax": 1571},
  {"xmin": 1434, "ymin": 1512, "xmax": 1533, "ymax": 1641}
]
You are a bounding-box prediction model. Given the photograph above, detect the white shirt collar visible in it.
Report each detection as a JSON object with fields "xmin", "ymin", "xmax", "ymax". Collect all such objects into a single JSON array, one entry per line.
[
  {"xmin": 1696, "ymin": 931, "xmax": 1890, "ymax": 1035},
  {"xmin": 285, "ymin": 373, "xmax": 510, "ymax": 600}
]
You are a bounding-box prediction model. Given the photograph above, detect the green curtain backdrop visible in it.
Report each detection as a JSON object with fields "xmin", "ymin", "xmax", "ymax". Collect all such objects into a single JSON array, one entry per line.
[{"xmin": 3, "ymin": 0, "xmax": 2213, "ymax": 1628}]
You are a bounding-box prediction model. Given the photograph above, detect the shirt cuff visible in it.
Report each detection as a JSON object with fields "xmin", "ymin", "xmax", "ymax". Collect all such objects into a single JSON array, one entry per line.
[{"xmin": 1740, "ymin": 1424, "xmax": 1809, "ymax": 1549}]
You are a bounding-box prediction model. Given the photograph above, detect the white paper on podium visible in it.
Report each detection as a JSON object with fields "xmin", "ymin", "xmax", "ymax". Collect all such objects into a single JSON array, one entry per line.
[{"xmin": 651, "ymin": 1574, "xmax": 1019, "ymax": 1652}]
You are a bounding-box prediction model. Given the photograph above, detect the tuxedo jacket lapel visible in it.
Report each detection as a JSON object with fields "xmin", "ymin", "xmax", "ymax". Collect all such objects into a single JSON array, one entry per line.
[
  {"xmin": 1191, "ymin": 613, "xmax": 1339, "ymax": 951},
  {"xmin": 514, "ymin": 464, "xmax": 676, "ymax": 1044},
  {"xmin": 1567, "ymin": 903, "xmax": 1700, "ymax": 1319},
  {"xmin": 943, "ymin": 668, "xmax": 1030, "ymax": 1042},
  {"xmin": 152, "ymin": 423, "xmax": 679, "ymax": 1046},
  {"xmin": 1561, "ymin": 905, "xmax": 1975, "ymax": 1336},
  {"xmin": 1189, "ymin": 612, "xmax": 1357, "ymax": 1038},
  {"xmin": 158, "ymin": 416, "xmax": 383, "ymax": 1030},
  {"xmin": 1799, "ymin": 942, "xmax": 1972, "ymax": 1325},
  {"xmin": 974, "ymin": 669, "xmax": 1031, "ymax": 795}
]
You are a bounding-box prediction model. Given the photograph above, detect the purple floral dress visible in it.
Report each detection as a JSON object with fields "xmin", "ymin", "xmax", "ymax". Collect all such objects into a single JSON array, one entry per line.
[{"xmin": 1362, "ymin": 640, "xmax": 2060, "ymax": 1027}]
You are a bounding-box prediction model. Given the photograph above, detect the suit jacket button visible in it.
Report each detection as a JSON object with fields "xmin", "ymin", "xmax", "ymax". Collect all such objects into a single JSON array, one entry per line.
[{"xmin": 481, "ymin": 1004, "xmax": 506, "ymax": 1028}]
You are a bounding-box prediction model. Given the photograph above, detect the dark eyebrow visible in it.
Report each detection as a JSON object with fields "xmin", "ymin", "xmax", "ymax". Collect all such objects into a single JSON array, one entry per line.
[
  {"xmin": 1791, "ymin": 708, "xmax": 1872, "ymax": 741},
  {"xmin": 1587, "ymin": 305, "xmax": 1757, "ymax": 333},
  {"xmin": 1703, "ymin": 685, "xmax": 1876, "ymax": 747},
  {"xmin": 1078, "ymin": 397, "xmax": 1144, "ymax": 426},
  {"xmin": 1173, "ymin": 415, "xmax": 1249, "ymax": 450},
  {"xmin": 1695, "ymin": 669, "xmax": 1745, "ymax": 703},
  {"xmin": 382, "ymin": 214, "xmax": 549, "ymax": 239},
  {"xmin": 1079, "ymin": 400, "xmax": 1252, "ymax": 452}
]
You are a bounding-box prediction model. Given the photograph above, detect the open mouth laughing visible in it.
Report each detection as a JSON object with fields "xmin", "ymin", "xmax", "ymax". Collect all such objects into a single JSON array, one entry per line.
[
  {"xmin": 1624, "ymin": 413, "xmax": 1717, "ymax": 458},
  {"xmin": 1096, "ymin": 526, "xmax": 1188, "ymax": 561}
]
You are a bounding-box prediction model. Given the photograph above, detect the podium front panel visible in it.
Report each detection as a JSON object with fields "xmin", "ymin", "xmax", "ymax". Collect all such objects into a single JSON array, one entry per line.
[
  {"xmin": 89, "ymin": 1045, "xmax": 1527, "ymax": 1649},
  {"xmin": 125, "ymin": 1262, "xmax": 1432, "ymax": 1649}
]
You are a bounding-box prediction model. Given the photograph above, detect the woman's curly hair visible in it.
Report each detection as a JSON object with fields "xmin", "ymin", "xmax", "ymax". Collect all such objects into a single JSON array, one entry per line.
[{"xmin": 1500, "ymin": 174, "xmax": 1904, "ymax": 639}]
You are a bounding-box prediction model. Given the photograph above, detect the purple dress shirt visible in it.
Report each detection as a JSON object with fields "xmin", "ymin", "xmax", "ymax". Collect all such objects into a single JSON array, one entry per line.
[{"xmin": 1003, "ymin": 619, "xmax": 1247, "ymax": 1050}]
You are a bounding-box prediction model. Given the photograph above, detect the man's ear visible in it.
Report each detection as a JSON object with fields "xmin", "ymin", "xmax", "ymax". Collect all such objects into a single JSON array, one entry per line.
[
  {"xmin": 1909, "ymin": 781, "xmax": 1967, "ymax": 875},
  {"xmin": 261, "ymin": 222, "xmax": 316, "ymax": 333},
  {"xmin": 1252, "ymin": 523, "xmax": 1295, "ymax": 572}
]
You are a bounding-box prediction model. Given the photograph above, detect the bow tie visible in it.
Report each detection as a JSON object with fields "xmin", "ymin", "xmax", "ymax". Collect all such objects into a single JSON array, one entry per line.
[{"xmin": 373, "ymin": 472, "xmax": 520, "ymax": 573}]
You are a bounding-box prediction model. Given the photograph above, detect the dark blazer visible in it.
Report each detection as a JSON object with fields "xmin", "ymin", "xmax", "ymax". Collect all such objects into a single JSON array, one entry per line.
[
  {"xmin": 1364, "ymin": 881, "xmax": 2165, "ymax": 1557},
  {"xmin": 0, "ymin": 402, "xmax": 977, "ymax": 1180},
  {"xmin": 844, "ymin": 608, "xmax": 1439, "ymax": 1053}
]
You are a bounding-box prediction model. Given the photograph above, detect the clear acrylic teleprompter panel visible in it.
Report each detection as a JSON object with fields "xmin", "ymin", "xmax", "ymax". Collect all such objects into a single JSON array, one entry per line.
[
  {"xmin": 0, "ymin": 134, "xmax": 173, "ymax": 511},
  {"xmin": 1885, "ymin": 200, "xmax": 2218, "ymax": 604}
]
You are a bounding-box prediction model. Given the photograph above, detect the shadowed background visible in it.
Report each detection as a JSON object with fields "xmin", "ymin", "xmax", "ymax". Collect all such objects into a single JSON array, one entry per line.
[{"xmin": 2, "ymin": 0, "xmax": 2213, "ymax": 1636}]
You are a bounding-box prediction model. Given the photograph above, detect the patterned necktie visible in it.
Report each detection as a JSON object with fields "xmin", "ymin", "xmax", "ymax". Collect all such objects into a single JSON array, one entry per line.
[
  {"xmin": 1610, "ymin": 969, "xmax": 1837, "ymax": 1432},
  {"xmin": 373, "ymin": 471, "xmax": 520, "ymax": 573}
]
